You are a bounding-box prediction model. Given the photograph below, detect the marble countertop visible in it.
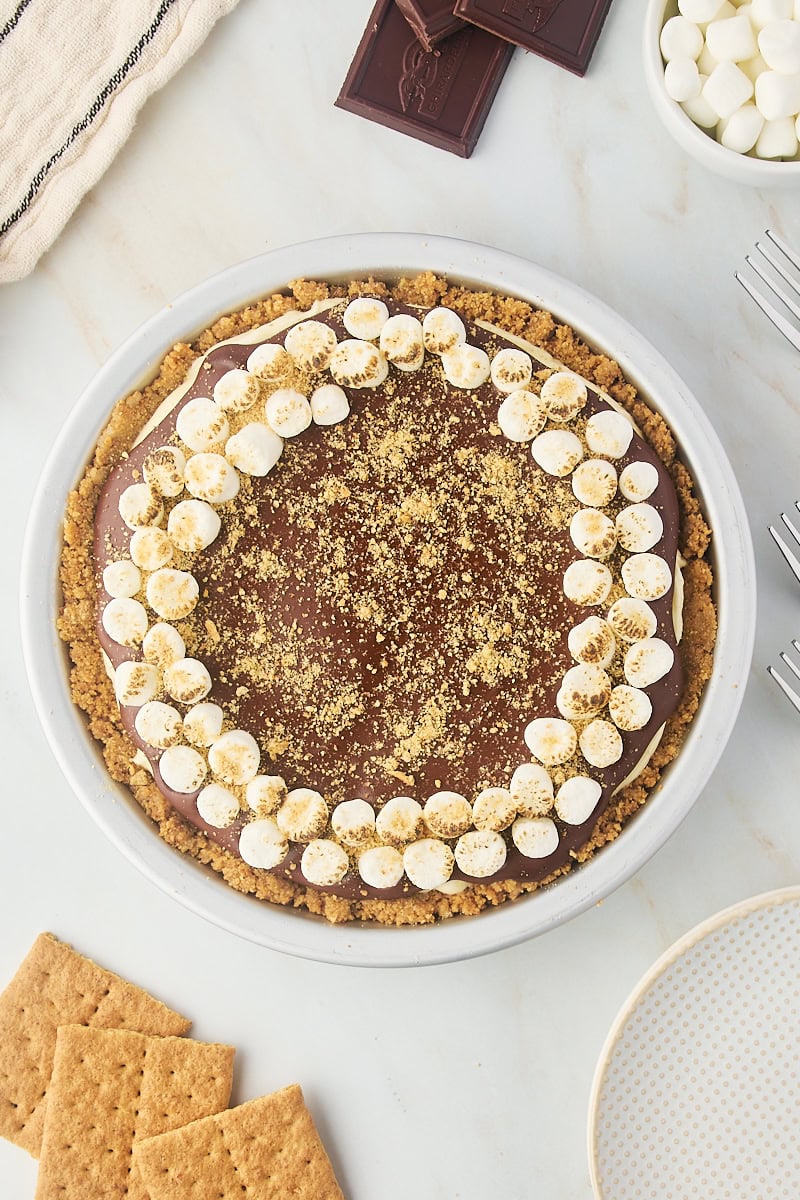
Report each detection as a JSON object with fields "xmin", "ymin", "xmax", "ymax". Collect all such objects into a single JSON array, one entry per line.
[{"xmin": 2, "ymin": 2, "xmax": 799, "ymax": 1196}]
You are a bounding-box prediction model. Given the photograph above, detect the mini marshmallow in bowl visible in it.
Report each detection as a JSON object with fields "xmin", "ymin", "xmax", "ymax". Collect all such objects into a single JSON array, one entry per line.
[{"xmin": 645, "ymin": 0, "xmax": 800, "ymax": 184}]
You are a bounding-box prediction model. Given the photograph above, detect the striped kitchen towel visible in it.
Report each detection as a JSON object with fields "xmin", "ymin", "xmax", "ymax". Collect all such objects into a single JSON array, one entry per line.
[{"xmin": 0, "ymin": 0, "xmax": 239, "ymax": 283}]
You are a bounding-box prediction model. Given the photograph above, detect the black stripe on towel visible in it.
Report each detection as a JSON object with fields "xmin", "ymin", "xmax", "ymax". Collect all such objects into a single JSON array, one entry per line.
[
  {"xmin": 0, "ymin": 0, "xmax": 35, "ymax": 47},
  {"xmin": 0, "ymin": 0, "xmax": 178, "ymax": 239}
]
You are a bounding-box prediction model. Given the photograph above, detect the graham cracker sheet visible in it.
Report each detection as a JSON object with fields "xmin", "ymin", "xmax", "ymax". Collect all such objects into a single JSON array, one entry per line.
[{"xmin": 0, "ymin": 932, "xmax": 191, "ymax": 1156}]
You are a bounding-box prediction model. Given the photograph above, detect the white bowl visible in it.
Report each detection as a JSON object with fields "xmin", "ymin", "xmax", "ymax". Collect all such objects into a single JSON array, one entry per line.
[
  {"xmin": 20, "ymin": 233, "xmax": 756, "ymax": 967},
  {"xmin": 643, "ymin": 0, "xmax": 800, "ymax": 187}
]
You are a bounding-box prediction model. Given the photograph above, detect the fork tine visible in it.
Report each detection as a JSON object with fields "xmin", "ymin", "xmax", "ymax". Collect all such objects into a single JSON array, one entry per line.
[
  {"xmin": 766, "ymin": 228, "xmax": 800, "ymax": 274},
  {"xmin": 779, "ymin": 509, "xmax": 800, "ymax": 548},
  {"xmin": 768, "ymin": 664, "xmax": 800, "ymax": 714},
  {"xmin": 749, "ymin": 246, "xmax": 800, "ymax": 323},
  {"xmin": 734, "ymin": 271, "xmax": 800, "ymax": 353},
  {"xmin": 768, "ymin": 523, "xmax": 800, "ymax": 584},
  {"xmin": 779, "ymin": 649, "xmax": 800, "ymax": 683}
]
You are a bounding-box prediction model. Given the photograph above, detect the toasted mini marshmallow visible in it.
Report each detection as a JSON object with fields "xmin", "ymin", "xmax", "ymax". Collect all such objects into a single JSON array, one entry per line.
[
  {"xmin": 531, "ymin": 429, "xmax": 583, "ymax": 476},
  {"xmin": 511, "ymin": 816, "xmax": 559, "ymax": 858},
  {"xmin": 102, "ymin": 560, "xmax": 141, "ymax": 599},
  {"xmin": 616, "ymin": 504, "xmax": 664, "ymax": 553},
  {"xmin": 441, "ymin": 343, "xmax": 491, "ymax": 389},
  {"xmin": 310, "ymin": 384, "xmax": 350, "ymax": 426},
  {"xmin": 102, "ymin": 597, "xmax": 149, "ymax": 647},
  {"xmin": 497, "ymin": 389, "xmax": 548, "ymax": 442},
  {"xmin": 158, "ymin": 745, "xmax": 207, "ymax": 794},
  {"xmin": 196, "ymin": 782, "xmax": 240, "ymax": 828},
  {"xmin": 555, "ymin": 777, "xmax": 602, "ymax": 825},
  {"xmin": 264, "ymin": 387, "xmax": 313, "ymax": 437},
  {"xmin": 342, "ymin": 297, "xmax": 390, "ymax": 340},
  {"xmin": 619, "ymin": 460, "xmax": 658, "ymax": 502},
  {"xmin": 225, "ymin": 422, "xmax": 283, "ymax": 475},
  {"xmin": 509, "ymin": 762, "xmax": 555, "ymax": 817},
  {"xmin": 490, "ymin": 347, "xmax": 533, "ymax": 393},
  {"xmin": 167, "ymin": 499, "xmax": 221, "ymax": 552},
  {"xmin": 422, "ymin": 307, "xmax": 466, "ymax": 356},
  {"xmin": 247, "ymin": 342, "xmax": 293, "ymax": 382},
  {"xmin": 207, "ymin": 729, "xmax": 260, "ymax": 785},
  {"xmin": 142, "ymin": 622, "xmax": 185, "ymax": 667},
  {"xmin": 454, "ymin": 830, "xmax": 507, "ymax": 878},
  {"xmin": 585, "ymin": 410, "xmax": 634, "ymax": 458},
  {"xmin": 568, "ymin": 616, "xmax": 616, "ymax": 669},
  {"xmin": 245, "ymin": 774, "xmax": 287, "ymax": 816},
  {"xmin": 375, "ymin": 795, "xmax": 424, "ymax": 844},
  {"xmin": 541, "ymin": 371, "xmax": 588, "ymax": 422},
  {"xmin": 579, "ymin": 719, "xmax": 623, "ymax": 768},
  {"xmin": 134, "ymin": 700, "xmax": 182, "ymax": 749},
  {"xmin": 572, "ymin": 459, "xmax": 618, "ymax": 507},
  {"xmin": 607, "ymin": 597, "xmax": 658, "ymax": 642},
  {"xmin": 115, "ymin": 660, "xmax": 159, "ymax": 707},
  {"xmin": 146, "ymin": 568, "xmax": 199, "ymax": 621},
  {"xmin": 380, "ymin": 314, "xmax": 425, "ymax": 371},
  {"xmin": 118, "ymin": 484, "xmax": 164, "ymax": 530},
  {"xmin": 284, "ymin": 320, "xmax": 337, "ymax": 371},
  {"xmin": 301, "ymin": 839, "xmax": 349, "ymax": 886},
  {"xmin": 184, "ymin": 453, "xmax": 240, "ymax": 504},
  {"xmin": 276, "ymin": 788, "xmax": 329, "ymax": 842},
  {"xmin": 238, "ymin": 817, "xmax": 289, "ymax": 869},
  {"xmin": 143, "ymin": 446, "xmax": 186, "ymax": 497},
  {"xmin": 183, "ymin": 701, "xmax": 223, "ymax": 746},
  {"xmin": 624, "ymin": 638, "xmax": 675, "ymax": 687},
  {"xmin": 423, "ymin": 791, "xmax": 473, "ymax": 838},
  {"xmin": 331, "ymin": 798, "xmax": 376, "ymax": 846},
  {"xmin": 570, "ymin": 509, "xmax": 618, "ymax": 559},
  {"xmin": 621, "ymin": 553, "xmax": 672, "ymax": 600},
  {"xmin": 557, "ymin": 664, "xmax": 612, "ymax": 720},
  {"xmin": 130, "ymin": 527, "xmax": 173, "ymax": 572},
  {"xmin": 563, "ymin": 559, "xmax": 613, "ymax": 606},
  {"xmin": 213, "ymin": 369, "xmax": 262, "ymax": 414},
  {"xmin": 403, "ymin": 838, "xmax": 455, "ymax": 889},
  {"xmin": 329, "ymin": 339, "xmax": 389, "ymax": 389},
  {"xmin": 358, "ymin": 846, "xmax": 404, "ymax": 889},
  {"xmin": 608, "ymin": 684, "xmax": 653, "ymax": 731},
  {"xmin": 176, "ymin": 397, "xmax": 229, "ymax": 452},
  {"xmin": 163, "ymin": 657, "xmax": 212, "ymax": 704},
  {"xmin": 471, "ymin": 786, "xmax": 516, "ymax": 832},
  {"xmin": 524, "ymin": 717, "xmax": 577, "ymax": 766}
]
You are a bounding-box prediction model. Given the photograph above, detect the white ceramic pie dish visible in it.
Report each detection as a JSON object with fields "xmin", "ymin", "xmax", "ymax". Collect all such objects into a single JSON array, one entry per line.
[{"xmin": 20, "ymin": 233, "xmax": 756, "ymax": 967}]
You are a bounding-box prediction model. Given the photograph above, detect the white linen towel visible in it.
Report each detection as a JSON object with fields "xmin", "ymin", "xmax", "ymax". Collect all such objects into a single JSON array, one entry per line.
[{"xmin": 0, "ymin": 0, "xmax": 239, "ymax": 283}]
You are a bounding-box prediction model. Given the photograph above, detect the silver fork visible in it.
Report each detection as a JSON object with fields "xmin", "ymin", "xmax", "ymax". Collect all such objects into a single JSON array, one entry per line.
[
  {"xmin": 768, "ymin": 502, "xmax": 800, "ymax": 713},
  {"xmin": 735, "ymin": 230, "xmax": 800, "ymax": 352},
  {"xmin": 768, "ymin": 642, "xmax": 800, "ymax": 715}
]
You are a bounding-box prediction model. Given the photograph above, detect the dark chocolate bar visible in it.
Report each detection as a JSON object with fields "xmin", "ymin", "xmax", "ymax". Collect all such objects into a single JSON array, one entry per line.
[
  {"xmin": 452, "ymin": 0, "xmax": 613, "ymax": 76},
  {"xmin": 394, "ymin": 0, "xmax": 467, "ymax": 50},
  {"xmin": 335, "ymin": 0, "xmax": 513, "ymax": 159}
]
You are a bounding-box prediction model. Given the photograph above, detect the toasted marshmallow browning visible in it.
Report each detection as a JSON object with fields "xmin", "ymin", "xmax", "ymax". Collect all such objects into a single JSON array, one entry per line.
[
  {"xmin": 579, "ymin": 719, "xmax": 624, "ymax": 768},
  {"xmin": 246, "ymin": 342, "xmax": 292, "ymax": 382},
  {"xmin": 245, "ymin": 774, "xmax": 287, "ymax": 816},
  {"xmin": 329, "ymin": 339, "xmax": 389, "ymax": 389},
  {"xmin": 142, "ymin": 622, "xmax": 185, "ymax": 666},
  {"xmin": 555, "ymin": 776, "xmax": 602, "ymax": 825},
  {"xmin": 102, "ymin": 560, "xmax": 141, "ymax": 599},
  {"xmin": 276, "ymin": 788, "xmax": 329, "ymax": 843},
  {"xmin": 557, "ymin": 664, "xmax": 612, "ymax": 720},
  {"xmin": 422, "ymin": 307, "xmax": 466, "ymax": 355},
  {"xmin": 306, "ymin": 383, "xmax": 348, "ymax": 426},
  {"xmin": 213, "ymin": 369, "xmax": 262, "ymax": 413},
  {"xmin": 619, "ymin": 460, "xmax": 658, "ymax": 502},
  {"xmin": 563, "ymin": 559, "xmax": 613, "ymax": 606},
  {"xmin": 130, "ymin": 527, "xmax": 173, "ymax": 571},
  {"xmin": 238, "ymin": 818, "xmax": 288, "ymax": 869},
  {"xmin": 146, "ymin": 568, "xmax": 199, "ymax": 620},
  {"xmin": 183, "ymin": 701, "xmax": 224, "ymax": 746},
  {"xmin": 163, "ymin": 657, "xmax": 212, "ymax": 704},
  {"xmin": 196, "ymin": 783, "xmax": 240, "ymax": 828},
  {"xmin": 225, "ymin": 422, "xmax": 283, "ymax": 475},
  {"xmin": 531, "ymin": 428, "xmax": 584, "ymax": 476},
  {"xmin": 184, "ymin": 453, "xmax": 240, "ymax": 504},
  {"xmin": 607, "ymin": 597, "xmax": 658, "ymax": 642},
  {"xmin": 208, "ymin": 729, "xmax": 260, "ymax": 785},
  {"xmin": 284, "ymin": 320, "xmax": 337, "ymax": 370},
  {"xmin": 616, "ymin": 503, "xmax": 664, "ymax": 553},
  {"xmin": 441, "ymin": 343, "xmax": 491, "ymax": 389},
  {"xmin": 176, "ymin": 397, "xmax": 229, "ymax": 452},
  {"xmin": 423, "ymin": 791, "xmax": 473, "ymax": 838},
  {"xmin": 524, "ymin": 717, "xmax": 577, "ymax": 766},
  {"xmin": 134, "ymin": 701, "xmax": 182, "ymax": 749},
  {"xmin": 512, "ymin": 816, "xmax": 559, "ymax": 858},
  {"xmin": 331, "ymin": 798, "xmax": 376, "ymax": 845},
  {"xmin": 570, "ymin": 509, "xmax": 618, "ymax": 559},
  {"xmin": 608, "ymin": 684, "xmax": 653, "ymax": 731},
  {"xmin": 572, "ymin": 459, "xmax": 618, "ymax": 507},
  {"xmin": 379, "ymin": 314, "xmax": 425, "ymax": 370},
  {"xmin": 301, "ymin": 839, "xmax": 349, "ymax": 886},
  {"xmin": 621, "ymin": 553, "xmax": 672, "ymax": 600},
  {"xmin": 358, "ymin": 846, "xmax": 404, "ymax": 889},
  {"xmin": 491, "ymin": 347, "xmax": 533, "ymax": 393},
  {"xmin": 375, "ymin": 795, "xmax": 423, "ymax": 844},
  {"xmin": 403, "ymin": 838, "xmax": 455, "ymax": 889},
  {"xmin": 585, "ymin": 410, "xmax": 634, "ymax": 458},
  {"xmin": 497, "ymin": 389, "xmax": 547, "ymax": 442},
  {"xmin": 119, "ymin": 484, "xmax": 164, "ymax": 530},
  {"xmin": 568, "ymin": 616, "xmax": 616, "ymax": 669},
  {"xmin": 455, "ymin": 830, "xmax": 507, "ymax": 877},
  {"xmin": 541, "ymin": 371, "xmax": 587, "ymax": 422},
  {"xmin": 115, "ymin": 661, "xmax": 159, "ymax": 706},
  {"xmin": 472, "ymin": 786, "xmax": 517, "ymax": 832},
  {"xmin": 265, "ymin": 388, "xmax": 312, "ymax": 437},
  {"xmin": 342, "ymin": 297, "xmax": 389, "ymax": 340},
  {"xmin": 143, "ymin": 446, "xmax": 186, "ymax": 498},
  {"xmin": 159, "ymin": 745, "xmax": 207, "ymax": 794},
  {"xmin": 624, "ymin": 638, "xmax": 675, "ymax": 687},
  {"xmin": 509, "ymin": 762, "xmax": 555, "ymax": 817},
  {"xmin": 102, "ymin": 597, "xmax": 148, "ymax": 646},
  {"xmin": 167, "ymin": 499, "xmax": 221, "ymax": 552}
]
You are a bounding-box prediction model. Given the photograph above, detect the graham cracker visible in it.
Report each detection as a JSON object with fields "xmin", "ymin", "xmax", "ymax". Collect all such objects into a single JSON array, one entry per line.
[
  {"xmin": 35, "ymin": 1024, "xmax": 234, "ymax": 1200},
  {"xmin": 0, "ymin": 932, "xmax": 191, "ymax": 1156},
  {"xmin": 133, "ymin": 1084, "xmax": 345, "ymax": 1199}
]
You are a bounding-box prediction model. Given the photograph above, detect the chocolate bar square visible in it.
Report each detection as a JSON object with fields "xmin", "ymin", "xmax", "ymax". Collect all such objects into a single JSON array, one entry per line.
[
  {"xmin": 335, "ymin": 0, "xmax": 513, "ymax": 158},
  {"xmin": 394, "ymin": 0, "xmax": 468, "ymax": 50},
  {"xmin": 452, "ymin": 0, "xmax": 614, "ymax": 76}
]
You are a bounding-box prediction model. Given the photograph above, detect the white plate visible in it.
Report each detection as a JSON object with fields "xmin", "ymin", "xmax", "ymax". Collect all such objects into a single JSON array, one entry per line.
[
  {"xmin": 20, "ymin": 233, "xmax": 756, "ymax": 967},
  {"xmin": 589, "ymin": 886, "xmax": 800, "ymax": 1198}
]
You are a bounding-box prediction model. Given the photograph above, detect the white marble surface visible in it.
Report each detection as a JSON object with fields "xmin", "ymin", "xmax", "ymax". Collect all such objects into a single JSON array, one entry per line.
[{"xmin": 2, "ymin": 1, "xmax": 800, "ymax": 1196}]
